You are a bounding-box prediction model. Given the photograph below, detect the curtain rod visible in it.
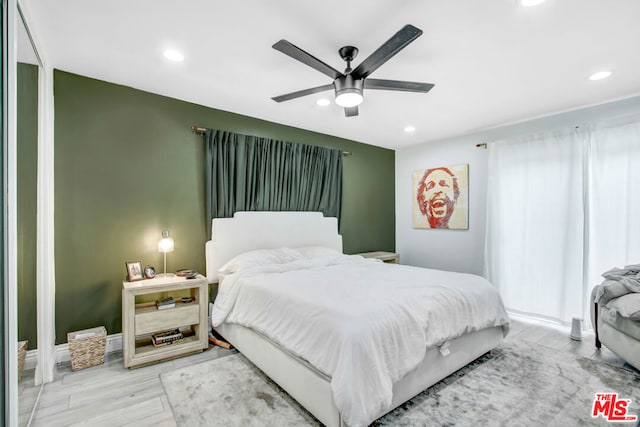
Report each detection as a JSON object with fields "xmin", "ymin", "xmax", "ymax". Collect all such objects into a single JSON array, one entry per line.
[
  {"xmin": 191, "ymin": 125, "xmax": 353, "ymax": 156},
  {"xmin": 475, "ymin": 125, "xmax": 591, "ymax": 149}
]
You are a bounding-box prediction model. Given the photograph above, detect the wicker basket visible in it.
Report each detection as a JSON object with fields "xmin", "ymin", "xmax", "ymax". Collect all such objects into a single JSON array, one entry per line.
[
  {"xmin": 67, "ymin": 326, "xmax": 107, "ymax": 371},
  {"xmin": 18, "ymin": 340, "xmax": 27, "ymax": 380}
]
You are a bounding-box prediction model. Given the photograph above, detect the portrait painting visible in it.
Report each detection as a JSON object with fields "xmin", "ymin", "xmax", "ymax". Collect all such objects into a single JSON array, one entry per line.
[{"xmin": 412, "ymin": 164, "xmax": 469, "ymax": 230}]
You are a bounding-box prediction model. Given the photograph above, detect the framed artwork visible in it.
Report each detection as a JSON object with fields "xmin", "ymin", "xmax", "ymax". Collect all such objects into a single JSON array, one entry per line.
[
  {"xmin": 125, "ymin": 261, "xmax": 145, "ymax": 282},
  {"xmin": 412, "ymin": 164, "xmax": 469, "ymax": 230}
]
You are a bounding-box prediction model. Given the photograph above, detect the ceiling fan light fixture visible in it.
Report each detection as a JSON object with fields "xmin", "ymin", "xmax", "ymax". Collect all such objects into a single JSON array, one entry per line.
[
  {"xmin": 335, "ymin": 89, "xmax": 363, "ymax": 108},
  {"xmin": 334, "ymin": 75, "xmax": 364, "ymax": 108}
]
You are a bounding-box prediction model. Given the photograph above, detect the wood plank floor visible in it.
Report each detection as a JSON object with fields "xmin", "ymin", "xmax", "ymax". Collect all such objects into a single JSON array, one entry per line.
[{"xmin": 22, "ymin": 319, "xmax": 633, "ymax": 426}]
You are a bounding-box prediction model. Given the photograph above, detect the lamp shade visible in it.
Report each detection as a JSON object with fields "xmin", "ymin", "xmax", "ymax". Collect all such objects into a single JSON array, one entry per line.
[{"xmin": 157, "ymin": 230, "xmax": 174, "ymax": 253}]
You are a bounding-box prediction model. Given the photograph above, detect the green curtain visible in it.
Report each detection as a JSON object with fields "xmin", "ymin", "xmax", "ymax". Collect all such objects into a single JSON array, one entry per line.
[{"xmin": 205, "ymin": 129, "xmax": 342, "ymax": 231}]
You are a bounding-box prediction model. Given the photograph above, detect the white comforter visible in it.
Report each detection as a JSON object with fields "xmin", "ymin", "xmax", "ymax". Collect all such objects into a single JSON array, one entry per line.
[{"xmin": 211, "ymin": 255, "xmax": 510, "ymax": 427}]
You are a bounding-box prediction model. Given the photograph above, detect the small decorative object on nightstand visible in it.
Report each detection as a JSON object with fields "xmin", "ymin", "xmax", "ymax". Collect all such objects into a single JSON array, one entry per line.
[
  {"xmin": 357, "ymin": 251, "xmax": 399, "ymax": 264},
  {"xmin": 144, "ymin": 265, "xmax": 156, "ymax": 279},
  {"xmin": 176, "ymin": 269, "xmax": 198, "ymax": 279},
  {"xmin": 122, "ymin": 274, "xmax": 208, "ymax": 368}
]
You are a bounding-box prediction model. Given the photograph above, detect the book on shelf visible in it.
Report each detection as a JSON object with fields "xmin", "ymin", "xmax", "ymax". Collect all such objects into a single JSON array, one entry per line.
[
  {"xmin": 157, "ymin": 303, "xmax": 175, "ymax": 310},
  {"xmin": 156, "ymin": 297, "xmax": 175, "ymax": 310},
  {"xmin": 151, "ymin": 329, "xmax": 184, "ymax": 347}
]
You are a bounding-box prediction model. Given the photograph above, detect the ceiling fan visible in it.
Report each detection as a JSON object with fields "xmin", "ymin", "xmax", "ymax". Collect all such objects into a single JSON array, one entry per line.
[{"xmin": 271, "ymin": 24, "xmax": 434, "ymax": 117}]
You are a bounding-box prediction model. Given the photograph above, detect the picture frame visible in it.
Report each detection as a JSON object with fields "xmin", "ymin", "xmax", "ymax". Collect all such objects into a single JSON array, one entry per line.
[
  {"xmin": 125, "ymin": 261, "xmax": 145, "ymax": 282},
  {"xmin": 412, "ymin": 163, "xmax": 469, "ymax": 230}
]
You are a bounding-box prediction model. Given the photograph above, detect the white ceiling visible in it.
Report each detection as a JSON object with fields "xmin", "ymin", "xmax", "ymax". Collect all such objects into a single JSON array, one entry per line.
[{"xmin": 22, "ymin": 0, "xmax": 640, "ymax": 149}]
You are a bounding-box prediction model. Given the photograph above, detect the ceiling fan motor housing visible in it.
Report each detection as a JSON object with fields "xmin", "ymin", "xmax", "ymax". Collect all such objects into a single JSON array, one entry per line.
[{"xmin": 334, "ymin": 74, "xmax": 364, "ymax": 103}]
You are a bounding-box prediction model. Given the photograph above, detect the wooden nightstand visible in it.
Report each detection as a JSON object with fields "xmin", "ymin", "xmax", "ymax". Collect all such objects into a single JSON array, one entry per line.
[
  {"xmin": 357, "ymin": 251, "xmax": 399, "ymax": 264},
  {"xmin": 122, "ymin": 274, "xmax": 208, "ymax": 368}
]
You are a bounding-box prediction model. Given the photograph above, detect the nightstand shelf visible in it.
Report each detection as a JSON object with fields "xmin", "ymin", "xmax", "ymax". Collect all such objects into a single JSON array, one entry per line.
[
  {"xmin": 134, "ymin": 335, "xmax": 201, "ymax": 356},
  {"xmin": 357, "ymin": 251, "xmax": 399, "ymax": 264},
  {"xmin": 122, "ymin": 275, "xmax": 208, "ymax": 368}
]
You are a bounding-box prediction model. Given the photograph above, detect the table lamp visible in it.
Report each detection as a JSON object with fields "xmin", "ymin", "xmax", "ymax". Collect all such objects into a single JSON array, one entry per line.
[{"xmin": 157, "ymin": 230, "xmax": 174, "ymax": 277}]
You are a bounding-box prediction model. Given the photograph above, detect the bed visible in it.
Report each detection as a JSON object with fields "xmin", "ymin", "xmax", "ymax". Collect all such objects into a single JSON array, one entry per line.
[{"xmin": 206, "ymin": 211, "xmax": 509, "ymax": 427}]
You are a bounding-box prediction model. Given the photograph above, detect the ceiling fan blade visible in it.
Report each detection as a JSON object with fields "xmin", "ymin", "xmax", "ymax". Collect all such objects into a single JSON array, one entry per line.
[
  {"xmin": 351, "ymin": 25, "xmax": 423, "ymax": 80},
  {"xmin": 272, "ymin": 84, "xmax": 334, "ymax": 103},
  {"xmin": 273, "ymin": 40, "xmax": 344, "ymax": 80},
  {"xmin": 364, "ymin": 78, "xmax": 434, "ymax": 93},
  {"xmin": 344, "ymin": 106, "xmax": 359, "ymax": 117}
]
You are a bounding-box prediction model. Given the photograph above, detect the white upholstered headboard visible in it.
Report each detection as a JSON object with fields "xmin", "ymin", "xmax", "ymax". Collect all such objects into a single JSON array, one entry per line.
[{"xmin": 205, "ymin": 211, "xmax": 343, "ymax": 283}]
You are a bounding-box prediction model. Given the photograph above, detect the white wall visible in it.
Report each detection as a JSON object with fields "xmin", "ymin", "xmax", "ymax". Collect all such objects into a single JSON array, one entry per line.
[{"xmin": 396, "ymin": 95, "xmax": 640, "ymax": 275}]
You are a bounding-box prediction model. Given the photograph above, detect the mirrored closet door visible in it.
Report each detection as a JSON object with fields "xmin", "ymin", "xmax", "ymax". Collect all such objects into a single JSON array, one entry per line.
[{"xmin": 16, "ymin": 5, "xmax": 41, "ymax": 425}]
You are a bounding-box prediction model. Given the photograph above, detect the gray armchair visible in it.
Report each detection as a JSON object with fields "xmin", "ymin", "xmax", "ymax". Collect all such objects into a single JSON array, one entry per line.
[{"xmin": 591, "ymin": 281, "xmax": 640, "ymax": 370}]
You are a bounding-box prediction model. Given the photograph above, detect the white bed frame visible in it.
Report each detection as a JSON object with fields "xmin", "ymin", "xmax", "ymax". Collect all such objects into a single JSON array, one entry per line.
[{"xmin": 206, "ymin": 212, "xmax": 504, "ymax": 426}]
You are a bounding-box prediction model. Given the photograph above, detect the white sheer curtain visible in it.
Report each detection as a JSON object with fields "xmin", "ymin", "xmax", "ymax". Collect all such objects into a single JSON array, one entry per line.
[
  {"xmin": 484, "ymin": 129, "xmax": 585, "ymax": 323},
  {"xmin": 485, "ymin": 118, "xmax": 640, "ymax": 324},
  {"xmin": 586, "ymin": 120, "xmax": 640, "ymax": 298}
]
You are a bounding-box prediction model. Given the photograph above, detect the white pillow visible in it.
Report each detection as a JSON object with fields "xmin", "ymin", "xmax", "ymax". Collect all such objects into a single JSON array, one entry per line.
[
  {"xmin": 218, "ymin": 247, "xmax": 303, "ymax": 274},
  {"xmin": 295, "ymin": 246, "xmax": 342, "ymax": 259},
  {"xmin": 607, "ymin": 293, "xmax": 640, "ymax": 320}
]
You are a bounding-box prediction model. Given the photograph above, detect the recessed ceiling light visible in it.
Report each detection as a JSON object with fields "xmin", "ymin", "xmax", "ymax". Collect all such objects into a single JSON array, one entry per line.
[
  {"xmin": 316, "ymin": 98, "xmax": 330, "ymax": 106},
  {"xmin": 163, "ymin": 49, "xmax": 184, "ymax": 62},
  {"xmin": 520, "ymin": 0, "xmax": 545, "ymax": 6},
  {"xmin": 589, "ymin": 71, "xmax": 612, "ymax": 81},
  {"xmin": 404, "ymin": 125, "xmax": 416, "ymax": 133}
]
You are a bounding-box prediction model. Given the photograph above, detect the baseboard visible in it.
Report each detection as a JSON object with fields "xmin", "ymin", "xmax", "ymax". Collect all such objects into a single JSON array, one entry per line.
[
  {"xmin": 24, "ymin": 333, "xmax": 123, "ymax": 371},
  {"xmin": 507, "ymin": 311, "xmax": 595, "ymax": 337},
  {"xmin": 25, "ymin": 349, "xmax": 38, "ymax": 371}
]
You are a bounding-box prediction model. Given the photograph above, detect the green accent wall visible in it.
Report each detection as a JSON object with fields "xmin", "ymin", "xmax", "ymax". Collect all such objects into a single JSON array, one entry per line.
[
  {"xmin": 17, "ymin": 62, "xmax": 38, "ymax": 350},
  {"xmin": 54, "ymin": 70, "xmax": 395, "ymax": 343}
]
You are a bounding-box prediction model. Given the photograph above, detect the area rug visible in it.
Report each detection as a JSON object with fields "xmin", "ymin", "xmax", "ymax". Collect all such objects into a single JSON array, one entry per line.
[{"xmin": 161, "ymin": 341, "xmax": 640, "ymax": 427}]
